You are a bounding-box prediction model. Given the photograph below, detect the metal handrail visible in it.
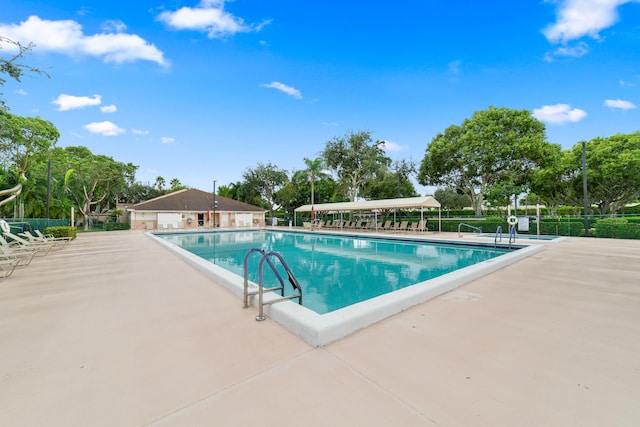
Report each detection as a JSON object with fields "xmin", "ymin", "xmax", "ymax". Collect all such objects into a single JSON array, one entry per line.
[
  {"xmin": 243, "ymin": 248, "xmax": 302, "ymax": 321},
  {"xmin": 494, "ymin": 226, "xmax": 503, "ymax": 247},
  {"xmin": 458, "ymin": 223, "xmax": 482, "ymax": 237},
  {"xmin": 508, "ymin": 225, "xmax": 517, "ymax": 247}
]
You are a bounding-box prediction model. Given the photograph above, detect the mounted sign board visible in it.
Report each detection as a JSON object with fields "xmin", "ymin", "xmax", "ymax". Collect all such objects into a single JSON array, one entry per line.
[{"xmin": 518, "ymin": 216, "xmax": 529, "ymax": 232}]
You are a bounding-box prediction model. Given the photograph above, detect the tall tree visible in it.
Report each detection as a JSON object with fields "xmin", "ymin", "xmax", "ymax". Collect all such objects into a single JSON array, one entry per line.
[
  {"xmin": 322, "ymin": 130, "xmax": 391, "ymax": 202},
  {"xmin": 434, "ymin": 187, "xmax": 471, "ymax": 210},
  {"xmin": 361, "ymin": 171, "xmax": 418, "ymax": 200},
  {"xmin": 571, "ymin": 132, "xmax": 640, "ymax": 214},
  {"xmin": 154, "ymin": 176, "xmax": 165, "ymax": 192},
  {"xmin": 1, "ymin": 36, "xmax": 49, "ymax": 109},
  {"xmin": 168, "ymin": 178, "xmax": 186, "ymax": 191},
  {"xmin": 418, "ymin": 106, "xmax": 551, "ymax": 216},
  {"xmin": 242, "ymin": 162, "xmax": 288, "ymax": 217},
  {"xmin": 528, "ymin": 144, "xmax": 575, "ymax": 214},
  {"xmin": 302, "ymin": 157, "xmax": 328, "ymax": 218},
  {"xmin": 59, "ymin": 146, "xmax": 137, "ymax": 230},
  {"xmin": 392, "ymin": 158, "xmax": 417, "ymax": 198},
  {"xmin": 0, "ymin": 111, "xmax": 59, "ymax": 207}
]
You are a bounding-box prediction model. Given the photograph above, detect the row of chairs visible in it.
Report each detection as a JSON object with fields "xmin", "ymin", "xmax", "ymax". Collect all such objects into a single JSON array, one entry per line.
[
  {"xmin": 0, "ymin": 227, "xmax": 71, "ymax": 282},
  {"xmin": 317, "ymin": 219, "xmax": 428, "ymax": 232}
]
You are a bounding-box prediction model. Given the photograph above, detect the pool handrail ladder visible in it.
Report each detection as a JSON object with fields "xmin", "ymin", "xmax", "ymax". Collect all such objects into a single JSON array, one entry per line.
[
  {"xmin": 494, "ymin": 226, "xmax": 503, "ymax": 247},
  {"xmin": 508, "ymin": 225, "xmax": 517, "ymax": 247},
  {"xmin": 458, "ymin": 223, "xmax": 482, "ymax": 237},
  {"xmin": 243, "ymin": 248, "xmax": 302, "ymax": 321}
]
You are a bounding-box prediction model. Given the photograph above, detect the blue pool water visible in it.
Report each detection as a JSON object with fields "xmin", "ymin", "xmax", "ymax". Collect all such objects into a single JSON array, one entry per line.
[
  {"xmin": 158, "ymin": 230, "xmax": 513, "ymax": 314},
  {"xmin": 478, "ymin": 233, "xmax": 561, "ymax": 241}
]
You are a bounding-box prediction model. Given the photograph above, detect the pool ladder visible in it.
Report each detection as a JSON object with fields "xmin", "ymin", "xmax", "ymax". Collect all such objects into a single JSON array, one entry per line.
[
  {"xmin": 243, "ymin": 248, "xmax": 302, "ymax": 321},
  {"xmin": 494, "ymin": 226, "xmax": 517, "ymax": 248}
]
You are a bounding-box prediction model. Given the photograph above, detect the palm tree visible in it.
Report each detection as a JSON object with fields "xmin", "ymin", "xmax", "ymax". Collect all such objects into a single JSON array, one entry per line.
[
  {"xmin": 303, "ymin": 157, "xmax": 327, "ymax": 220},
  {"xmin": 154, "ymin": 176, "xmax": 165, "ymax": 191}
]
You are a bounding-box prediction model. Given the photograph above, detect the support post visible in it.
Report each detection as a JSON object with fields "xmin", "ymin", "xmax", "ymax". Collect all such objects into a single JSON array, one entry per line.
[
  {"xmin": 213, "ymin": 179, "xmax": 217, "ymax": 229},
  {"xmin": 582, "ymin": 141, "xmax": 589, "ymax": 237}
]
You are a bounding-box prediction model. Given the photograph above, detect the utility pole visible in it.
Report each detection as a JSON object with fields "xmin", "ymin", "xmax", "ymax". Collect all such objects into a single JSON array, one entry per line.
[
  {"xmin": 582, "ymin": 141, "xmax": 589, "ymax": 236},
  {"xmin": 213, "ymin": 180, "xmax": 217, "ymax": 229}
]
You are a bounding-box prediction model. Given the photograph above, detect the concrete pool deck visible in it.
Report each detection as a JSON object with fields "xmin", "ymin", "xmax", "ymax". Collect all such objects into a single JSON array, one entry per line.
[{"xmin": 1, "ymin": 230, "xmax": 639, "ymax": 426}]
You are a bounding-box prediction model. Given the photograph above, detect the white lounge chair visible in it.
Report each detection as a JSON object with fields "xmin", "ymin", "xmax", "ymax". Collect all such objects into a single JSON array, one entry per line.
[
  {"xmin": 1, "ymin": 232, "xmax": 53, "ymax": 256},
  {"xmin": 19, "ymin": 231, "xmax": 68, "ymax": 249}
]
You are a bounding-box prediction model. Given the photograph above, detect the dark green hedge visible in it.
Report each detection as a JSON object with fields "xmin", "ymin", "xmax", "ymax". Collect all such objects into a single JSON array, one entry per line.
[
  {"xmin": 104, "ymin": 222, "xmax": 130, "ymax": 231},
  {"xmin": 594, "ymin": 218, "xmax": 640, "ymax": 239},
  {"xmin": 440, "ymin": 218, "xmax": 587, "ymax": 237},
  {"xmin": 44, "ymin": 226, "xmax": 77, "ymax": 239},
  {"xmin": 622, "ymin": 205, "xmax": 640, "ymax": 215}
]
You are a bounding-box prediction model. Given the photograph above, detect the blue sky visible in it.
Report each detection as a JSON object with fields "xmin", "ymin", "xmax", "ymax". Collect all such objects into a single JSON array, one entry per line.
[{"xmin": 1, "ymin": 0, "xmax": 639, "ymax": 194}]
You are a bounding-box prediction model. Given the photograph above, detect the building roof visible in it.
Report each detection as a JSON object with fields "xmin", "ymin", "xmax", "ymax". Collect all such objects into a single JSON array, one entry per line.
[
  {"xmin": 129, "ymin": 188, "xmax": 266, "ymax": 212},
  {"xmin": 294, "ymin": 196, "xmax": 441, "ymax": 213}
]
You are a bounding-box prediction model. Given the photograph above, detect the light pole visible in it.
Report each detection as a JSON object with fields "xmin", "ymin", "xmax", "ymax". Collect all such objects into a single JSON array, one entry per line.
[
  {"xmin": 582, "ymin": 141, "xmax": 589, "ymax": 236},
  {"xmin": 213, "ymin": 179, "xmax": 217, "ymax": 229},
  {"xmin": 45, "ymin": 159, "xmax": 58, "ymax": 219}
]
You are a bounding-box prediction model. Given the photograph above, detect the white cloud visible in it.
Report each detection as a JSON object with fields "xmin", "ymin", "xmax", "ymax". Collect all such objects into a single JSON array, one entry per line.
[
  {"xmin": 532, "ymin": 103, "xmax": 588, "ymax": 124},
  {"xmin": 53, "ymin": 94, "xmax": 101, "ymax": 111},
  {"xmin": 161, "ymin": 136, "xmax": 175, "ymax": 144},
  {"xmin": 101, "ymin": 20, "xmax": 127, "ymax": 33},
  {"xmin": 0, "ymin": 15, "xmax": 168, "ymax": 66},
  {"xmin": 619, "ymin": 79, "xmax": 635, "ymax": 87},
  {"xmin": 543, "ymin": 0, "xmax": 638, "ymax": 44},
  {"xmin": 262, "ymin": 82, "xmax": 302, "ymax": 99},
  {"xmin": 84, "ymin": 121, "xmax": 125, "ymax": 136},
  {"xmin": 380, "ymin": 141, "xmax": 406, "ymax": 152},
  {"xmin": 100, "ymin": 104, "xmax": 117, "ymax": 113},
  {"xmin": 604, "ymin": 99, "xmax": 637, "ymax": 110},
  {"xmin": 551, "ymin": 43, "xmax": 589, "ymax": 58},
  {"xmin": 448, "ymin": 60, "xmax": 462, "ymax": 75},
  {"xmin": 131, "ymin": 128, "xmax": 150, "ymax": 135},
  {"xmin": 15, "ymin": 89, "xmax": 27, "ymax": 95},
  {"xmin": 157, "ymin": 0, "xmax": 270, "ymax": 39}
]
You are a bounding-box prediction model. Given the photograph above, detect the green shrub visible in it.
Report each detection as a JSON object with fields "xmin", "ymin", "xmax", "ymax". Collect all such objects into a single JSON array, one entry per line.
[
  {"xmin": 594, "ymin": 218, "xmax": 640, "ymax": 239},
  {"xmin": 104, "ymin": 222, "xmax": 130, "ymax": 231},
  {"xmin": 622, "ymin": 205, "xmax": 640, "ymax": 215},
  {"xmin": 44, "ymin": 226, "xmax": 77, "ymax": 239}
]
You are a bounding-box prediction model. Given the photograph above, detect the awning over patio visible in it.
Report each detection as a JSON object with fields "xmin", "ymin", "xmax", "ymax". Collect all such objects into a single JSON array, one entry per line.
[
  {"xmin": 294, "ymin": 196, "xmax": 442, "ymax": 232},
  {"xmin": 294, "ymin": 196, "xmax": 441, "ymax": 213}
]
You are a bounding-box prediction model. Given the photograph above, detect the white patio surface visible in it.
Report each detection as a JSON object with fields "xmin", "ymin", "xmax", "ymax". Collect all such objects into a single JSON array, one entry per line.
[{"xmin": 0, "ymin": 230, "xmax": 638, "ymax": 426}]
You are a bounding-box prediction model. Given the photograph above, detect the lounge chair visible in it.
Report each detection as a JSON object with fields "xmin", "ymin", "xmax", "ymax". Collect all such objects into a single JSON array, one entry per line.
[
  {"xmin": 19, "ymin": 231, "xmax": 68, "ymax": 249},
  {"xmin": 0, "ymin": 256, "xmax": 20, "ymax": 281},
  {"xmin": 395, "ymin": 221, "xmax": 409, "ymax": 232},
  {"xmin": 0, "ymin": 244, "xmax": 36, "ymax": 266},
  {"xmin": 417, "ymin": 219, "xmax": 427, "ymax": 232},
  {"xmin": 1, "ymin": 232, "xmax": 53, "ymax": 256},
  {"xmin": 35, "ymin": 230, "xmax": 72, "ymax": 243},
  {"xmin": 380, "ymin": 220, "xmax": 393, "ymax": 231}
]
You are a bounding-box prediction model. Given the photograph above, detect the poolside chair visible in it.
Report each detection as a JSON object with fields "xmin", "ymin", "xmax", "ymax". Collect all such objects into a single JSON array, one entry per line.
[
  {"xmin": 0, "ymin": 244, "xmax": 36, "ymax": 266},
  {"xmin": 352, "ymin": 220, "xmax": 363, "ymax": 229},
  {"xmin": 19, "ymin": 231, "xmax": 68, "ymax": 249},
  {"xmin": 381, "ymin": 220, "xmax": 392, "ymax": 231},
  {"xmin": 0, "ymin": 256, "xmax": 20, "ymax": 281},
  {"xmin": 396, "ymin": 221, "xmax": 409, "ymax": 232},
  {"xmin": 417, "ymin": 219, "xmax": 427, "ymax": 232},
  {"xmin": 408, "ymin": 222, "xmax": 418, "ymax": 232},
  {"xmin": 1, "ymin": 232, "xmax": 53, "ymax": 256},
  {"xmin": 35, "ymin": 230, "xmax": 72, "ymax": 243}
]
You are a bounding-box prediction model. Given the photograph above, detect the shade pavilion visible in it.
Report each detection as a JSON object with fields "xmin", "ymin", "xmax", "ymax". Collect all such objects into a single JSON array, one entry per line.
[{"xmin": 294, "ymin": 196, "xmax": 441, "ymax": 231}]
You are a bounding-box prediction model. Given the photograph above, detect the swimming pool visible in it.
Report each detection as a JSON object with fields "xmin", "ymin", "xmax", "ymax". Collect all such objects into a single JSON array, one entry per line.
[
  {"xmin": 476, "ymin": 233, "xmax": 566, "ymax": 242},
  {"xmin": 150, "ymin": 229, "xmax": 543, "ymax": 346},
  {"xmin": 158, "ymin": 230, "xmax": 511, "ymax": 314}
]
